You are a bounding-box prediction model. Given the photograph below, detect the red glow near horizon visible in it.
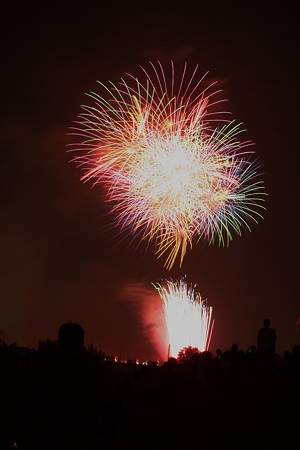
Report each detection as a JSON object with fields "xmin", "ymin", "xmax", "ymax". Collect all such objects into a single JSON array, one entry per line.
[{"xmin": 120, "ymin": 281, "xmax": 169, "ymax": 361}]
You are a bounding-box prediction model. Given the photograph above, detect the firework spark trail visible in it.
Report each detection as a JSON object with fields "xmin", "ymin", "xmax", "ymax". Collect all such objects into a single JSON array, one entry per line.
[
  {"xmin": 153, "ymin": 278, "xmax": 214, "ymax": 358},
  {"xmin": 68, "ymin": 61, "xmax": 266, "ymax": 269}
]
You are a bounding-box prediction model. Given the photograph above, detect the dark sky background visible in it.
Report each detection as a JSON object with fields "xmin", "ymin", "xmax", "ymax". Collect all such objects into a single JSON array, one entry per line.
[{"xmin": 1, "ymin": 2, "xmax": 299, "ymax": 360}]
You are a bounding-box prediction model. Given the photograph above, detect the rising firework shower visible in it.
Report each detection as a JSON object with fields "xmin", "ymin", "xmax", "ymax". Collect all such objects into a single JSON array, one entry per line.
[
  {"xmin": 153, "ymin": 278, "xmax": 214, "ymax": 358},
  {"xmin": 68, "ymin": 61, "xmax": 266, "ymax": 269}
]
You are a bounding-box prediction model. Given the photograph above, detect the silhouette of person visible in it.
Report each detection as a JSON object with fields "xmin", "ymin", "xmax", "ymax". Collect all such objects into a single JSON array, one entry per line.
[
  {"xmin": 257, "ymin": 318, "xmax": 277, "ymax": 371},
  {"xmin": 22, "ymin": 323, "xmax": 105, "ymax": 450}
]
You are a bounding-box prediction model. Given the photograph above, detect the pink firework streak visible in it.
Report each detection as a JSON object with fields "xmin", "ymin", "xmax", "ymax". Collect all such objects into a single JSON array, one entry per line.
[
  {"xmin": 68, "ymin": 61, "xmax": 266, "ymax": 269},
  {"xmin": 153, "ymin": 278, "xmax": 214, "ymax": 358}
]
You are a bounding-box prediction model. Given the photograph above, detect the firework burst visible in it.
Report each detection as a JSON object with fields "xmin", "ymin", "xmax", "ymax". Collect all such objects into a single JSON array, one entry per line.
[
  {"xmin": 153, "ymin": 277, "xmax": 214, "ymax": 358},
  {"xmin": 68, "ymin": 61, "xmax": 266, "ymax": 269}
]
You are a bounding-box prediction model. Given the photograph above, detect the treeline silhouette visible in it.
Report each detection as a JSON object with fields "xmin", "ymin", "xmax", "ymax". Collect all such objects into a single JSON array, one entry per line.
[{"xmin": 1, "ymin": 323, "xmax": 300, "ymax": 450}]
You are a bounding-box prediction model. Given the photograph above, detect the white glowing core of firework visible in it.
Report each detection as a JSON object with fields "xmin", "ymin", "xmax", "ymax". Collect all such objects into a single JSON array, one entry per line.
[
  {"xmin": 106, "ymin": 120, "xmax": 244, "ymax": 270},
  {"xmin": 155, "ymin": 279, "xmax": 214, "ymax": 358}
]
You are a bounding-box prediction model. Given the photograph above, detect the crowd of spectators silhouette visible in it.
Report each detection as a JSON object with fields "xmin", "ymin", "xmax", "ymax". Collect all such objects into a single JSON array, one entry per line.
[{"xmin": 1, "ymin": 320, "xmax": 300, "ymax": 449}]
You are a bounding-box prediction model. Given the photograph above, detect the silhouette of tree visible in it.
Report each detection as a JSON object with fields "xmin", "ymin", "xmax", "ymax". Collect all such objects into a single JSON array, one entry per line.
[
  {"xmin": 87, "ymin": 343, "xmax": 107, "ymax": 361},
  {"xmin": 177, "ymin": 346, "xmax": 200, "ymax": 363}
]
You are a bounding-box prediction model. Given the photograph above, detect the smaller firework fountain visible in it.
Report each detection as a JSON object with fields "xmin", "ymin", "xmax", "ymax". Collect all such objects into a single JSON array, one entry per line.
[{"xmin": 153, "ymin": 277, "xmax": 214, "ymax": 359}]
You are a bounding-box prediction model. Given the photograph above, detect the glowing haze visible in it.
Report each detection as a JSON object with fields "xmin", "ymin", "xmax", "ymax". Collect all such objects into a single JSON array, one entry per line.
[
  {"xmin": 69, "ymin": 61, "xmax": 266, "ymax": 269},
  {"xmin": 154, "ymin": 278, "xmax": 214, "ymax": 358}
]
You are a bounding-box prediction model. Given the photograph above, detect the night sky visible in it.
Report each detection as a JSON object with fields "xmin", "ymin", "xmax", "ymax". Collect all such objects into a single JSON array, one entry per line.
[{"xmin": 2, "ymin": 3, "xmax": 299, "ymax": 360}]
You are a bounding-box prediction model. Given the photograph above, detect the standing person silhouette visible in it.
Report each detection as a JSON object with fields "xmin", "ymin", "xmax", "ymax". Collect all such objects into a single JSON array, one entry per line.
[
  {"xmin": 21, "ymin": 322, "xmax": 105, "ymax": 450},
  {"xmin": 257, "ymin": 318, "xmax": 277, "ymax": 372},
  {"xmin": 48, "ymin": 322, "xmax": 103, "ymax": 449}
]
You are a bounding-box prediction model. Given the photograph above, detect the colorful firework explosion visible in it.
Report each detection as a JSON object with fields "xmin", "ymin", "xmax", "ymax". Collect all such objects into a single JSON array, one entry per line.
[
  {"xmin": 68, "ymin": 61, "xmax": 266, "ymax": 269},
  {"xmin": 153, "ymin": 278, "xmax": 214, "ymax": 358}
]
